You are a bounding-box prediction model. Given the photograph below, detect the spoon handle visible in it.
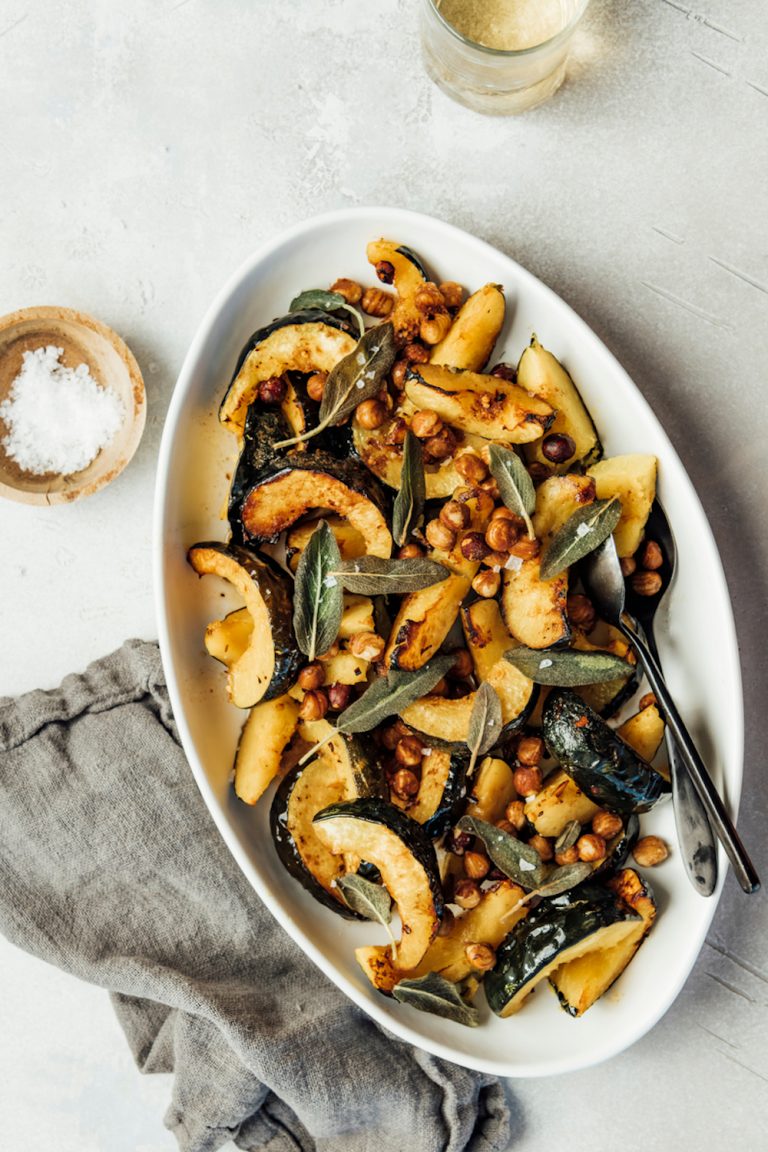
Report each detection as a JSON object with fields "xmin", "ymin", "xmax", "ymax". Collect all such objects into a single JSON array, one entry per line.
[
  {"xmin": 642, "ymin": 624, "xmax": 718, "ymax": 896},
  {"xmin": 619, "ymin": 620, "xmax": 760, "ymax": 895}
]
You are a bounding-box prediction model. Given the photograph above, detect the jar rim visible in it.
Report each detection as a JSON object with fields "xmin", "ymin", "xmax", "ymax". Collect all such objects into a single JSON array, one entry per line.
[{"xmin": 425, "ymin": 0, "xmax": 590, "ymax": 58}]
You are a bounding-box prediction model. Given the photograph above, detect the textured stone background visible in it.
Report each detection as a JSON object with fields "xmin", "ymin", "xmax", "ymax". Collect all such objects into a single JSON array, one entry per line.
[{"xmin": 1, "ymin": 1, "xmax": 767, "ymax": 1148}]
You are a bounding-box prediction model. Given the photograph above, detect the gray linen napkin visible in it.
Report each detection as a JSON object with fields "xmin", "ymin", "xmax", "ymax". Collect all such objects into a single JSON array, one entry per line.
[{"xmin": 0, "ymin": 640, "xmax": 512, "ymax": 1152}]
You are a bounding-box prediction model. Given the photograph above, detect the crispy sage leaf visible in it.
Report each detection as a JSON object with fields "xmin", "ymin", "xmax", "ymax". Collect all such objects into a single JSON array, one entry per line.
[
  {"xmin": 274, "ymin": 322, "xmax": 396, "ymax": 448},
  {"xmin": 392, "ymin": 431, "xmax": 426, "ymax": 547},
  {"xmin": 289, "ymin": 288, "xmax": 365, "ymax": 337},
  {"xmin": 457, "ymin": 815, "xmax": 548, "ymax": 890},
  {"xmin": 466, "ymin": 682, "xmax": 503, "ymax": 777},
  {"xmin": 503, "ymin": 645, "xmax": 633, "ymax": 686},
  {"xmin": 333, "ymin": 556, "xmax": 450, "ymax": 596},
  {"xmin": 392, "ymin": 973, "xmax": 480, "ymax": 1028},
  {"xmin": 336, "ymin": 874, "xmax": 392, "ymax": 926},
  {"xmin": 533, "ymin": 861, "xmax": 594, "ymax": 899},
  {"xmin": 488, "ymin": 444, "xmax": 535, "ymax": 537},
  {"xmin": 337, "ymin": 652, "xmax": 455, "ymax": 734},
  {"xmin": 292, "ymin": 520, "xmax": 343, "ymax": 661},
  {"xmin": 554, "ymin": 819, "xmax": 582, "ymax": 855},
  {"xmin": 539, "ymin": 497, "xmax": 622, "ymax": 580}
]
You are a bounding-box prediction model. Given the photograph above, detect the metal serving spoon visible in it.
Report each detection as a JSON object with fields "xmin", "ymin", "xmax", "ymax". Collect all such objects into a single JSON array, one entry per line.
[{"xmin": 581, "ymin": 507, "xmax": 759, "ymax": 895}]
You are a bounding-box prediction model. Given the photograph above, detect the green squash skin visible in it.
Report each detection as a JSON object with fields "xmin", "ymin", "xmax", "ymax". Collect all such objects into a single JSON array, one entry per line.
[
  {"xmin": 396, "ymin": 244, "xmax": 429, "ymax": 280},
  {"xmin": 228, "ymin": 405, "xmax": 293, "ymax": 543},
  {"xmin": 191, "ymin": 540, "xmax": 302, "ymax": 700},
  {"xmin": 421, "ymin": 754, "xmax": 470, "ymax": 840},
  {"xmin": 269, "ymin": 762, "xmax": 363, "ymax": 921},
  {"xmin": 594, "ymin": 813, "xmax": 641, "ymax": 878},
  {"xmin": 313, "ymin": 797, "xmax": 444, "ymax": 923},
  {"xmin": 485, "ymin": 884, "xmax": 641, "ymax": 1017},
  {"xmin": 237, "ymin": 450, "xmax": 392, "ymax": 545},
  {"xmin": 542, "ymin": 689, "xmax": 667, "ymax": 814}
]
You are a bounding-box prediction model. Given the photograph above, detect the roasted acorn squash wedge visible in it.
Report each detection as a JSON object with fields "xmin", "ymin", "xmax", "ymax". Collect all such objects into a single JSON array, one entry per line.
[
  {"xmin": 587, "ymin": 454, "xmax": 658, "ymax": 558},
  {"xmin": 405, "ymin": 363, "xmax": 554, "ymax": 443},
  {"xmin": 286, "ymin": 514, "xmax": 367, "ymax": 572},
  {"xmin": 270, "ymin": 757, "xmax": 362, "ymax": 919},
  {"xmin": 386, "ymin": 573, "xmax": 470, "ymax": 672},
  {"xmin": 238, "ymin": 452, "xmax": 393, "ymax": 558},
  {"xmin": 366, "ymin": 240, "xmax": 428, "ymax": 343},
  {"xmin": 233, "ymin": 694, "xmax": 300, "ymax": 805},
  {"xmin": 617, "ymin": 704, "xmax": 667, "ymax": 777},
  {"xmin": 485, "ymin": 882, "xmax": 643, "ymax": 1017},
  {"xmin": 204, "ymin": 607, "xmax": 253, "ymax": 667},
  {"xmin": 524, "ymin": 769, "xmax": 600, "ymax": 838},
  {"xmin": 465, "ymin": 756, "xmax": 518, "ymax": 825},
  {"xmin": 430, "ymin": 283, "xmax": 505, "ymax": 371},
  {"xmin": 298, "ymin": 719, "xmax": 385, "ymax": 799},
  {"xmin": 188, "ymin": 542, "xmax": 301, "ymax": 708},
  {"xmin": 550, "ymin": 868, "xmax": 656, "ymax": 1016},
  {"xmin": 220, "ymin": 310, "xmax": 356, "ymax": 437},
  {"xmin": 542, "ymin": 689, "xmax": 667, "ymax": 813},
  {"xmin": 403, "ymin": 750, "xmax": 469, "ymax": 839},
  {"xmin": 313, "ymin": 798, "xmax": 444, "ymax": 972},
  {"xmin": 501, "ymin": 559, "xmax": 570, "ymax": 650},
  {"xmin": 519, "ymin": 336, "xmax": 601, "ymax": 472}
]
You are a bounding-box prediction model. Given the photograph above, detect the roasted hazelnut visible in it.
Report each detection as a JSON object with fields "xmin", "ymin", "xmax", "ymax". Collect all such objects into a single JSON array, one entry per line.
[
  {"xmin": 465, "ymin": 942, "xmax": 496, "ymax": 971},
  {"xmin": 447, "ymin": 828, "xmax": 472, "ymax": 856},
  {"xmin": 355, "ymin": 398, "xmax": 387, "ymax": 430},
  {"xmin": 527, "ymin": 462, "xmax": 552, "ymax": 485},
  {"xmin": 297, "ymin": 662, "xmax": 326, "ymax": 691},
  {"xmin": 429, "ymin": 677, "xmax": 449, "ymax": 697},
  {"xmin": 480, "ymin": 477, "xmax": 501, "ymax": 500},
  {"xmin": 391, "ymin": 359, "xmax": 409, "ymax": 389},
  {"xmin": 327, "ymin": 682, "xmax": 352, "ymax": 711},
  {"xmin": 567, "ymin": 593, "xmax": 597, "ymax": 632},
  {"xmin": 439, "ymin": 281, "xmax": 465, "ymax": 310},
  {"xmin": 403, "ymin": 341, "xmax": 430, "ymax": 364},
  {"xmin": 513, "ymin": 766, "xmax": 542, "ymax": 796},
  {"xmin": 542, "ymin": 432, "xmax": 576, "ymax": 464},
  {"xmin": 410, "ymin": 408, "xmax": 443, "ymax": 439},
  {"xmin": 298, "ymin": 689, "xmax": 329, "ymax": 721},
  {"xmin": 391, "ymin": 767, "xmax": 421, "ymax": 800},
  {"xmin": 380, "ymin": 724, "xmax": 401, "ymax": 751},
  {"xmin": 592, "ymin": 811, "xmax": 623, "ymax": 840},
  {"xmin": 330, "ymin": 277, "xmax": 363, "ymax": 304},
  {"xmin": 361, "ymin": 286, "xmax": 394, "ymax": 317},
  {"xmin": 490, "ymin": 505, "xmax": 519, "ymax": 524},
  {"xmin": 485, "ymin": 516, "xmax": 521, "ymax": 554},
  {"xmin": 398, "ymin": 542, "xmax": 425, "ymax": 559},
  {"xmin": 577, "ymin": 833, "xmax": 607, "ymax": 863},
  {"xmin": 463, "ymin": 850, "xmax": 491, "ymax": 880},
  {"xmin": 639, "ymin": 692, "xmax": 658, "ymax": 711},
  {"xmin": 555, "ymin": 845, "xmax": 580, "ymax": 866},
  {"xmin": 510, "ymin": 537, "xmax": 541, "ymax": 561},
  {"xmin": 375, "ymin": 259, "xmax": 395, "ymax": 284},
  {"xmin": 482, "ymin": 550, "xmax": 509, "ymax": 569},
  {"xmin": 450, "ymin": 649, "xmax": 474, "ymax": 679},
  {"xmin": 630, "ymin": 570, "xmax": 663, "ymax": 597},
  {"xmin": 640, "ymin": 540, "xmax": 664, "ymax": 570},
  {"xmin": 529, "ymin": 834, "xmax": 554, "ymax": 862},
  {"xmin": 395, "ymin": 735, "xmax": 424, "ymax": 768},
  {"xmin": 348, "ymin": 631, "xmax": 385, "ymax": 661},
  {"xmin": 440, "ymin": 500, "xmax": 470, "ymax": 532},
  {"xmin": 426, "ymin": 518, "xmax": 457, "ymax": 551},
  {"xmin": 414, "ymin": 282, "xmax": 446, "ymax": 314},
  {"xmin": 454, "ymin": 453, "xmax": 488, "ymax": 484},
  {"xmin": 384, "ymin": 416, "xmax": 408, "ymax": 445},
  {"xmin": 437, "ymin": 907, "xmax": 456, "ymax": 936},
  {"xmin": 632, "ymin": 835, "xmax": 669, "ymax": 867},
  {"xmin": 460, "ymin": 532, "xmax": 491, "ymax": 562},
  {"xmin": 620, "ymin": 556, "xmax": 637, "ymax": 577},
  {"xmin": 423, "ymin": 427, "xmax": 457, "ymax": 462},
  {"xmin": 306, "ymin": 371, "xmax": 327, "ymax": 402},
  {"xmin": 258, "ymin": 375, "xmax": 287, "ymax": 405},
  {"xmin": 490, "ymin": 362, "xmax": 517, "ymax": 382},
  {"xmin": 495, "ymin": 819, "xmax": 517, "ymax": 836},
  {"xmin": 505, "ymin": 800, "xmax": 527, "ymax": 830},
  {"xmin": 517, "ymin": 735, "xmax": 544, "ymax": 767},
  {"xmin": 454, "ymin": 879, "xmax": 482, "ymax": 909},
  {"xmin": 420, "ymin": 312, "xmax": 453, "ymax": 345},
  {"xmin": 471, "ymin": 570, "xmax": 500, "ymax": 598}
]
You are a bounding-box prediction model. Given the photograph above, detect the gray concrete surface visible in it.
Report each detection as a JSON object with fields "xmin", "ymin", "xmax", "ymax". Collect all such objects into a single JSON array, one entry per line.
[{"xmin": 1, "ymin": 1, "xmax": 767, "ymax": 1149}]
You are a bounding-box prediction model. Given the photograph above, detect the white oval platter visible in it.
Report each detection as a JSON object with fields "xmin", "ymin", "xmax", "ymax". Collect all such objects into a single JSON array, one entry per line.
[{"xmin": 154, "ymin": 207, "xmax": 742, "ymax": 1077}]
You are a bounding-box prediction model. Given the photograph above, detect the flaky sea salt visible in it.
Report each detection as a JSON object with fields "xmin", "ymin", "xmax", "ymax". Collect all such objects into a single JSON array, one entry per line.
[{"xmin": 0, "ymin": 345, "xmax": 125, "ymax": 475}]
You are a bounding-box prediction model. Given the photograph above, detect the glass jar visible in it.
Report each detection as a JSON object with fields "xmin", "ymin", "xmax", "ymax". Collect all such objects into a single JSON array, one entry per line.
[{"xmin": 419, "ymin": 0, "xmax": 591, "ymax": 115}]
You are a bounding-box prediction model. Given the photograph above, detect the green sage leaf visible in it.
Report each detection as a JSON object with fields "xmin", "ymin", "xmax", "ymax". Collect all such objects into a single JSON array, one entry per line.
[
  {"xmin": 336, "ymin": 874, "xmax": 392, "ymax": 926},
  {"xmin": 539, "ymin": 497, "xmax": 622, "ymax": 580},
  {"xmin": 488, "ymin": 444, "xmax": 535, "ymax": 537},
  {"xmin": 503, "ymin": 645, "xmax": 633, "ymax": 686},
  {"xmin": 457, "ymin": 815, "xmax": 548, "ymax": 890},
  {"xmin": 333, "ymin": 556, "xmax": 450, "ymax": 596},
  {"xmin": 466, "ymin": 682, "xmax": 503, "ymax": 777},
  {"xmin": 532, "ymin": 861, "xmax": 594, "ymax": 898},
  {"xmin": 392, "ymin": 431, "xmax": 426, "ymax": 547},
  {"xmin": 292, "ymin": 520, "xmax": 343, "ymax": 662},
  {"xmin": 274, "ymin": 323, "xmax": 396, "ymax": 448},
  {"xmin": 289, "ymin": 289, "xmax": 364, "ymax": 337},
  {"xmin": 337, "ymin": 652, "xmax": 455, "ymax": 734},
  {"xmin": 392, "ymin": 973, "xmax": 480, "ymax": 1028},
  {"xmin": 554, "ymin": 820, "xmax": 582, "ymax": 855}
]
